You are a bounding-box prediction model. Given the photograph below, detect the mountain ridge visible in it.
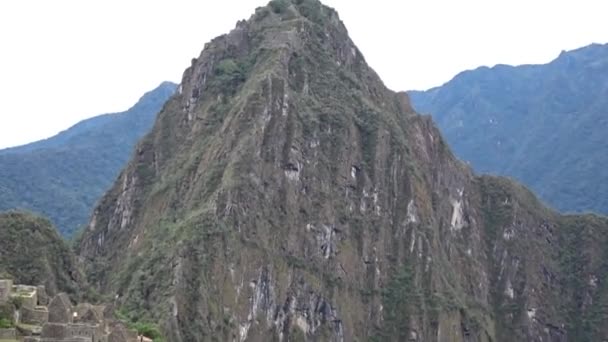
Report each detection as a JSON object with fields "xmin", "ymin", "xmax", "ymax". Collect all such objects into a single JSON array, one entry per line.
[
  {"xmin": 0, "ymin": 81, "xmax": 176, "ymax": 155},
  {"xmin": 412, "ymin": 43, "xmax": 608, "ymax": 93},
  {"xmin": 0, "ymin": 82, "xmax": 176, "ymax": 236},
  {"xmin": 409, "ymin": 42, "xmax": 608, "ymax": 214}
]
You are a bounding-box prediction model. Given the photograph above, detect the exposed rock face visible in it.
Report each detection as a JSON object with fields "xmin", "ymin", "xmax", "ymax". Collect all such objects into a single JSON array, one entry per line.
[{"xmin": 78, "ymin": 1, "xmax": 608, "ymax": 341}]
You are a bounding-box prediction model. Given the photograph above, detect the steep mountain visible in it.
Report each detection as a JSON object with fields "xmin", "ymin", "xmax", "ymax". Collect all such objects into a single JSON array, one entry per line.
[
  {"xmin": 78, "ymin": 1, "xmax": 608, "ymax": 341},
  {"xmin": 409, "ymin": 43, "xmax": 608, "ymax": 214},
  {"xmin": 0, "ymin": 82, "xmax": 176, "ymax": 237},
  {"xmin": 0, "ymin": 211, "xmax": 83, "ymax": 296}
]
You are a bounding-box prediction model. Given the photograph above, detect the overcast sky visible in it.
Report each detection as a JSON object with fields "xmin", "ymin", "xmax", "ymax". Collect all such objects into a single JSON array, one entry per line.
[{"xmin": 0, "ymin": 0, "xmax": 606, "ymax": 149}]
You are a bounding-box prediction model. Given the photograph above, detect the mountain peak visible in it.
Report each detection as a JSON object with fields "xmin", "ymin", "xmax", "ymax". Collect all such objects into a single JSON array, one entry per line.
[
  {"xmin": 158, "ymin": 80, "xmax": 178, "ymax": 89},
  {"xmin": 174, "ymin": 0, "xmax": 413, "ymax": 137},
  {"xmin": 78, "ymin": 2, "xmax": 608, "ymax": 341}
]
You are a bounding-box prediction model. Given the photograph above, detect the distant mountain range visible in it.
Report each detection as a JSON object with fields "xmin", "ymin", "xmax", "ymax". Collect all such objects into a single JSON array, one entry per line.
[
  {"xmin": 0, "ymin": 82, "xmax": 176, "ymax": 237},
  {"xmin": 410, "ymin": 43, "xmax": 608, "ymax": 214}
]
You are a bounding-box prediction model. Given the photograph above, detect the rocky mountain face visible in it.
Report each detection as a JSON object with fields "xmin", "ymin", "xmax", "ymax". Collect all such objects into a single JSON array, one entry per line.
[
  {"xmin": 0, "ymin": 212, "xmax": 83, "ymax": 297},
  {"xmin": 0, "ymin": 82, "xmax": 176, "ymax": 237},
  {"xmin": 78, "ymin": 1, "xmax": 608, "ymax": 341},
  {"xmin": 409, "ymin": 43, "xmax": 608, "ymax": 215}
]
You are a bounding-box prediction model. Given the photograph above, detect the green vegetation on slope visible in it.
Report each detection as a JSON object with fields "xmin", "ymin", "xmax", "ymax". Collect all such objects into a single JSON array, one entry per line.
[
  {"xmin": 374, "ymin": 263, "xmax": 418, "ymax": 340},
  {"xmin": 115, "ymin": 309, "xmax": 165, "ymax": 342},
  {"xmin": 478, "ymin": 175, "xmax": 608, "ymax": 341},
  {"xmin": 0, "ymin": 82, "xmax": 176, "ymax": 237},
  {"xmin": 0, "ymin": 211, "xmax": 83, "ymax": 296},
  {"xmin": 0, "ymin": 300, "xmax": 16, "ymax": 329}
]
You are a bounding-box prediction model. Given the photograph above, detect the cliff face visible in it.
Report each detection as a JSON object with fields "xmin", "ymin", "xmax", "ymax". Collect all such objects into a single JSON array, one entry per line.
[
  {"xmin": 78, "ymin": 1, "xmax": 608, "ymax": 341},
  {"xmin": 0, "ymin": 212, "xmax": 83, "ymax": 297}
]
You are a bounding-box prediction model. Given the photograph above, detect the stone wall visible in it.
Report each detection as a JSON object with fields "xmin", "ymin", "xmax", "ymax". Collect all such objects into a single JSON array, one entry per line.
[
  {"xmin": 42, "ymin": 322, "xmax": 70, "ymax": 339},
  {"xmin": 68, "ymin": 323, "xmax": 104, "ymax": 342},
  {"xmin": 37, "ymin": 285, "xmax": 49, "ymax": 306},
  {"xmin": 0, "ymin": 327, "xmax": 16, "ymax": 339},
  {"xmin": 0, "ymin": 279, "xmax": 13, "ymax": 303},
  {"xmin": 21, "ymin": 292, "xmax": 38, "ymax": 310},
  {"xmin": 0, "ymin": 286, "xmax": 136, "ymax": 342},
  {"xmin": 12, "ymin": 285, "xmax": 38, "ymax": 310},
  {"xmin": 106, "ymin": 323, "xmax": 139, "ymax": 342},
  {"xmin": 48, "ymin": 293, "xmax": 73, "ymax": 324},
  {"xmin": 22, "ymin": 306, "xmax": 49, "ymax": 325}
]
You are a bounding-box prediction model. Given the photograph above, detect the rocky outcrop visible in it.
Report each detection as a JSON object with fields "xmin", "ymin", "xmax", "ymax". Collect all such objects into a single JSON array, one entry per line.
[{"xmin": 78, "ymin": 1, "xmax": 608, "ymax": 341}]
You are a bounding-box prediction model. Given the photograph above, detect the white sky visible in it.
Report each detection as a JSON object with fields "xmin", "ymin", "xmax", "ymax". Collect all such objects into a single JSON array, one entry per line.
[{"xmin": 0, "ymin": 0, "xmax": 606, "ymax": 149}]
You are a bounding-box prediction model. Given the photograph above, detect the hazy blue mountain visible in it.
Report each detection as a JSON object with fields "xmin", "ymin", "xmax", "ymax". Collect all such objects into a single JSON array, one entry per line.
[
  {"xmin": 409, "ymin": 43, "xmax": 608, "ymax": 214},
  {"xmin": 0, "ymin": 82, "xmax": 176, "ymax": 236}
]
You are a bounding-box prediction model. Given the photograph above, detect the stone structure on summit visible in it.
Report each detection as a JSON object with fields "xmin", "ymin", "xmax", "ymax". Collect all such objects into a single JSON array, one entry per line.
[{"xmin": 0, "ymin": 279, "xmax": 143, "ymax": 342}]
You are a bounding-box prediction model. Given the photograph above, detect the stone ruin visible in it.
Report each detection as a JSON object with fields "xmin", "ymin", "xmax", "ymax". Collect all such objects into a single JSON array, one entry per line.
[
  {"xmin": 48, "ymin": 293, "xmax": 73, "ymax": 324},
  {"xmin": 0, "ymin": 279, "xmax": 146, "ymax": 342},
  {"xmin": 0, "ymin": 279, "xmax": 13, "ymax": 303}
]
